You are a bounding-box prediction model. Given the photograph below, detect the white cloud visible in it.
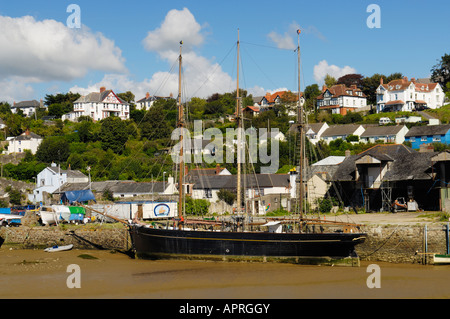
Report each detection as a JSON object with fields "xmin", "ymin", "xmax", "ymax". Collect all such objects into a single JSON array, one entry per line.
[
  {"xmin": 0, "ymin": 15, "xmax": 127, "ymax": 82},
  {"xmin": 74, "ymin": 7, "xmax": 233, "ymax": 101},
  {"xmin": 267, "ymin": 21, "xmax": 327, "ymax": 50},
  {"xmin": 0, "ymin": 78, "xmax": 35, "ymax": 104},
  {"xmin": 313, "ymin": 60, "xmax": 357, "ymax": 84},
  {"xmin": 142, "ymin": 8, "xmax": 205, "ymax": 54},
  {"xmin": 267, "ymin": 31, "xmax": 296, "ymax": 50}
]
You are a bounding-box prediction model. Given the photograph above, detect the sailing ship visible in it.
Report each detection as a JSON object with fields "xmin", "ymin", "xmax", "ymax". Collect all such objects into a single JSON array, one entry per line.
[{"xmin": 129, "ymin": 31, "xmax": 367, "ymax": 265}]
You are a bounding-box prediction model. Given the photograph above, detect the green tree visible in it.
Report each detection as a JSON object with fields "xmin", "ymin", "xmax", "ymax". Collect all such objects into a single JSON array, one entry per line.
[
  {"xmin": 431, "ymin": 54, "xmax": 450, "ymax": 92},
  {"xmin": 140, "ymin": 104, "xmax": 172, "ymax": 140},
  {"xmin": 36, "ymin": 136, "xmax": 70, "ymax": 163},
  {"xmin": 7, "ymin": 188, "xmax": 22, "ymax": 206},
  {"xmin": 217, "ymin": 188, "xmax": 236, "ymax": 205},
  {"xmin": 324, "ymin": 74, "xmax": 336, "ymax": 87},
  {"xmin": 99, "ymin": 116, "xmax": 128, "ymax": 154},
  {"xmin": 188, "ymin": 97, "xmax": 206, "ymax": 119}
]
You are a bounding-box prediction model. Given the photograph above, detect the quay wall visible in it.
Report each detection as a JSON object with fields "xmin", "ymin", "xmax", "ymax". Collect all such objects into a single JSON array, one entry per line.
[{"xmin": 1, "ymin": 224, "xmax": 447, "ymax": 264}]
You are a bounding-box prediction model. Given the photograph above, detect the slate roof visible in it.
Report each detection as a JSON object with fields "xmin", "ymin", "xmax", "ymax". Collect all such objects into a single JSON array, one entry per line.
[
  {"xmin": 192, "ymin": 174, "xmax": 290, "ymax": 190},
  {"xmin": 74, "ymin": 90, "xmax": 128, "ymax": 105},
  {"xmin": 47, "ymin": 167, "xmax": 87, "ymax": 179},
  {"xmin": 360, "ymin": 125, "xmax": 406, "ymax": 137},
  {"xmin": 333, "ymin": 144, "xmax": 435, "ymax": 182},
  {"xmin": 321, "ymin": 124, "xmax": 362, "ymax": 137},
  {"xmin": 12, "ymin": 100, "xmax": 40, "ymax": 108},
  {"xmin": 58, "ymin": 181, "xmax": 166, "ymax": 194},
  {"xmin": 405, "ymin": 124, "xmax": 450, "ymax": 137}
]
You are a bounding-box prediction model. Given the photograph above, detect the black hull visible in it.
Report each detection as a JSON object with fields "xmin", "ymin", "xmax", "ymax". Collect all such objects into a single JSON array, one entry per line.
[{"xmin": 130, "ymin": 225, "xmax": 366, "ymax": 265}]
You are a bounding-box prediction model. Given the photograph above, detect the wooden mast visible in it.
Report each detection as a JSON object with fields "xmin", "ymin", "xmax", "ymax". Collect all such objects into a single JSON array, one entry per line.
[
  {"xmin": 178, "ymin": 41, "xmax": 184, "ymax": 229},
  {"xmin": 236, "ymin": 29, "xmax": 242, "ymax": 214},
  {"xmin": 297, "ymin": 29, "xmax": 304, "ymax": 224}
]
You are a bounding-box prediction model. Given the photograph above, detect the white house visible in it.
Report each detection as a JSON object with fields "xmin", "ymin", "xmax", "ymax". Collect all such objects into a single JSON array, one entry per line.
[
  {"xmin": 320, "ymin": 124, "xmax": 366, "ymax": 144},
  {"xmin": 359, "ymin": 125, "xmax": 409, "ymax": 144},
  {"xmin": 11, "ymin": 100, "xmax": 42, "ymax": 117},
  {"xmin": 304, "ymin": 122, "xmax": 329, "ymax": 145},
  {"xmin": 253, "ymin": 91, "xmax": 305, "ymax": 116},
  {"xmin": 376, "ymin": 77, "xmax": 445, "ymax": 113},
  {"xmin": 135, "ymin": 92, "xmax": 173, "ymax": 110},
  {"xmin": 317, "ymin": 84, "xmax": 367, "ymax": 115},
  {"xmin": 4, "ymin": 130, "xmax": 43, "ymax": 155},
  {"xmin": 259, "ymin": 131, "xmax": 286, "ymax": 145},
  {"xmin": 62, "ymin": 87, "xmax": 129, "ymax": 122},
  {"xmin": 30, "ymin": 164, "xmax": 89, "ymax": 203},
  {"xmin": 191, "ymin": 174, "xmax": 291, "ymax": 205}
]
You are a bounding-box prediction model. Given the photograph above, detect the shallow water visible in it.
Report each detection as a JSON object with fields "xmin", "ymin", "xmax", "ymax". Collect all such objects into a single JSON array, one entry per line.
[{"xmin": 1, "ymin": 248, "xmax": 449, "ymax": 299}]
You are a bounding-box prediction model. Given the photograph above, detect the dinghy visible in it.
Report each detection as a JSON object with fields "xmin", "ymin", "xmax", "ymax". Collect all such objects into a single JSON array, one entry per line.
[{"xmin": 44, "ymin": 244, "xmax": 73, "ymax": 252}]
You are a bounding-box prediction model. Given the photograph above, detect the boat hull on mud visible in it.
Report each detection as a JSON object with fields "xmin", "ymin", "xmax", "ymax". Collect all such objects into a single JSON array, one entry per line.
[{"xmin": 130, "ymin": 225, "xmax": 367, "ymax": 266}]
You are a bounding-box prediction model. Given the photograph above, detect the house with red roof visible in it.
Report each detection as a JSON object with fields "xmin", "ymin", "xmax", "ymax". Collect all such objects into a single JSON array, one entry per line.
[
  {"xmin": 316, "ymin": 84, "xmax": 367, "ymax": 115},
  {"xmin": 376, "ymin": 77, "xmax": 445, "ymax": 113}
]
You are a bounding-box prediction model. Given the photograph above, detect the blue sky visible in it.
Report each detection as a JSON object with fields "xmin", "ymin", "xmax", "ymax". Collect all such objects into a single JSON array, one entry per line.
[{"xmin": 0, "ymin": 0, "xmax": 449, "ymax": 103}]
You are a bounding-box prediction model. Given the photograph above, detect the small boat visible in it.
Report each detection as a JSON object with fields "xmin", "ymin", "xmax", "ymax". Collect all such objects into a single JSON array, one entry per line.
[
  {"xmin": 44, "ymin": 244, "xmax": 74, "ymax": 252},
  {"xmin": 433, "ymin": 254, "xmax": 450, "ymax": 264},
  {"xmin": 39, "ymin": 206, "xmax": 59, "ymax": 226}
]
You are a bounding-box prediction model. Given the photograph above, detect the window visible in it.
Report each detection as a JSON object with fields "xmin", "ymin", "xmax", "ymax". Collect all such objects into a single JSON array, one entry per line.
[
  {"xmin": 421, "ymin": 136, "xmax": 427, "ymax": 142},
  {"xmin": 205, "ymin": 189, "xmax": 212, "ymax": 198},
  {"xmin": 433, "ymin": 136, "xmax": 441, "ymax": 142}
]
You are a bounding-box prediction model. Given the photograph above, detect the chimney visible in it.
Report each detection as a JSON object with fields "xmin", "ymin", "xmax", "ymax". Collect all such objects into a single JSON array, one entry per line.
[
  {"xmin": 40, "ymin": 99, "xmax": 43, "ymax": 108},
  {"xmin": 411, "ymin": 78, "xmax": 416, "ymax": 83},
  {"xmin": 185, "ymin": 164, "xmax": 188, "ymax": 176},
  {"xmin": 100, "ymin": 86, "xmax": 106, "ymax": 93},
  {"xmin": 25, "ymin": 129, "xmax": 30, "ymax": 136},
  {"xmin": 322, "ymin": 85, "xmax": 327, "ymax": 92},
  {"xmin": 145, "ymin": 92, "xmax": 150, "ymax": 99},
  {"xmin": 345, "ymin": 149, "xmax": 351, "ymax": 158},
  {"xmin": 403, "ymin": 76, "xmax": 408, "ymax": 83},
  {"xmin": 380, "ymin": 77, "xmax": 384, "ymax": 85},
  {"xmin": 216, "ymin": 164, "xmax": 221, "ymax": 175}
]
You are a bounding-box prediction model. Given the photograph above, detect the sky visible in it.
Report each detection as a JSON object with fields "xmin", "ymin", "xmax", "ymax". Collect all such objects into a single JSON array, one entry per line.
[{"xmin": 0, "ymin": 0, "xmax": 449, "ymax": 104}]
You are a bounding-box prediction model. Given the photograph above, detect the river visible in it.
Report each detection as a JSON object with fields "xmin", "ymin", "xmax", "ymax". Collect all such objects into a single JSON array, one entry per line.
[{"xmin": 1, "ymin": 248, "xmax": 449, "ymax": 299}]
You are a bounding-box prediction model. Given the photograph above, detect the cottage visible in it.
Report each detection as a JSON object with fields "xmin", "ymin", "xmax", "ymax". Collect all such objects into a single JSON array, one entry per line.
[
  {"xmin": 135, "ymin": 92, "xmax": 174, "ymax": 110},
  {"xmin": 58, "ymin": 177, "xmax": 177, "ymax": 199},
  {"xmin": 304, "ymin": 122, "xmax": 329, "ymax": 145},
  {"xmin": 62, "ymin": 87, "xmax": 129, "ymax": 122},
  {"xmin": 4, "ymin": 130, "xmax": 43, "ymax": 155},
  {"xmin": 304, "ymin": 156, "xmax": 345, "ymax": 209},
  {"xmin": 360, "ymin": 125, "xmax": 408, "ymax": 144},
  {"xmin": 404, "ymin": 124, "xmax": 450, "ymax": 149},
  {"xmin": 31, "ymin": 164, "xmax": 89, "ymax": 203},
  {"xmin": 376, "ymin": 77, "xmax": 445, "ymax": 113},
  {"xmin": 317, "ymin": 84, "xmax": 367, "ymax": 115},
  {"xmin": 320, "ymin": 124, "xmax": 365, "ymax": 144},
  {"xmin": 11, "ymin": 100, "xmax": 42, "ymax": 117},
  {"xmin": 192, "ymin": 173, "xmax": 292, "ymax": 214},
  {"xmin": 253, "ymin": 90, "xmax": 305, "ymax": 116}
]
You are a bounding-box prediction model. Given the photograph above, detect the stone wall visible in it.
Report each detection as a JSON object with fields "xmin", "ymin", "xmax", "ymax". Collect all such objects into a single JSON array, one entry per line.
[
  {"xmin": 0, "ymin": 226, "xmax": 132, "ymax": 251},
  {"xmin": 356, "ymin": 224, "xmax": 448, "ymax": 264}
]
